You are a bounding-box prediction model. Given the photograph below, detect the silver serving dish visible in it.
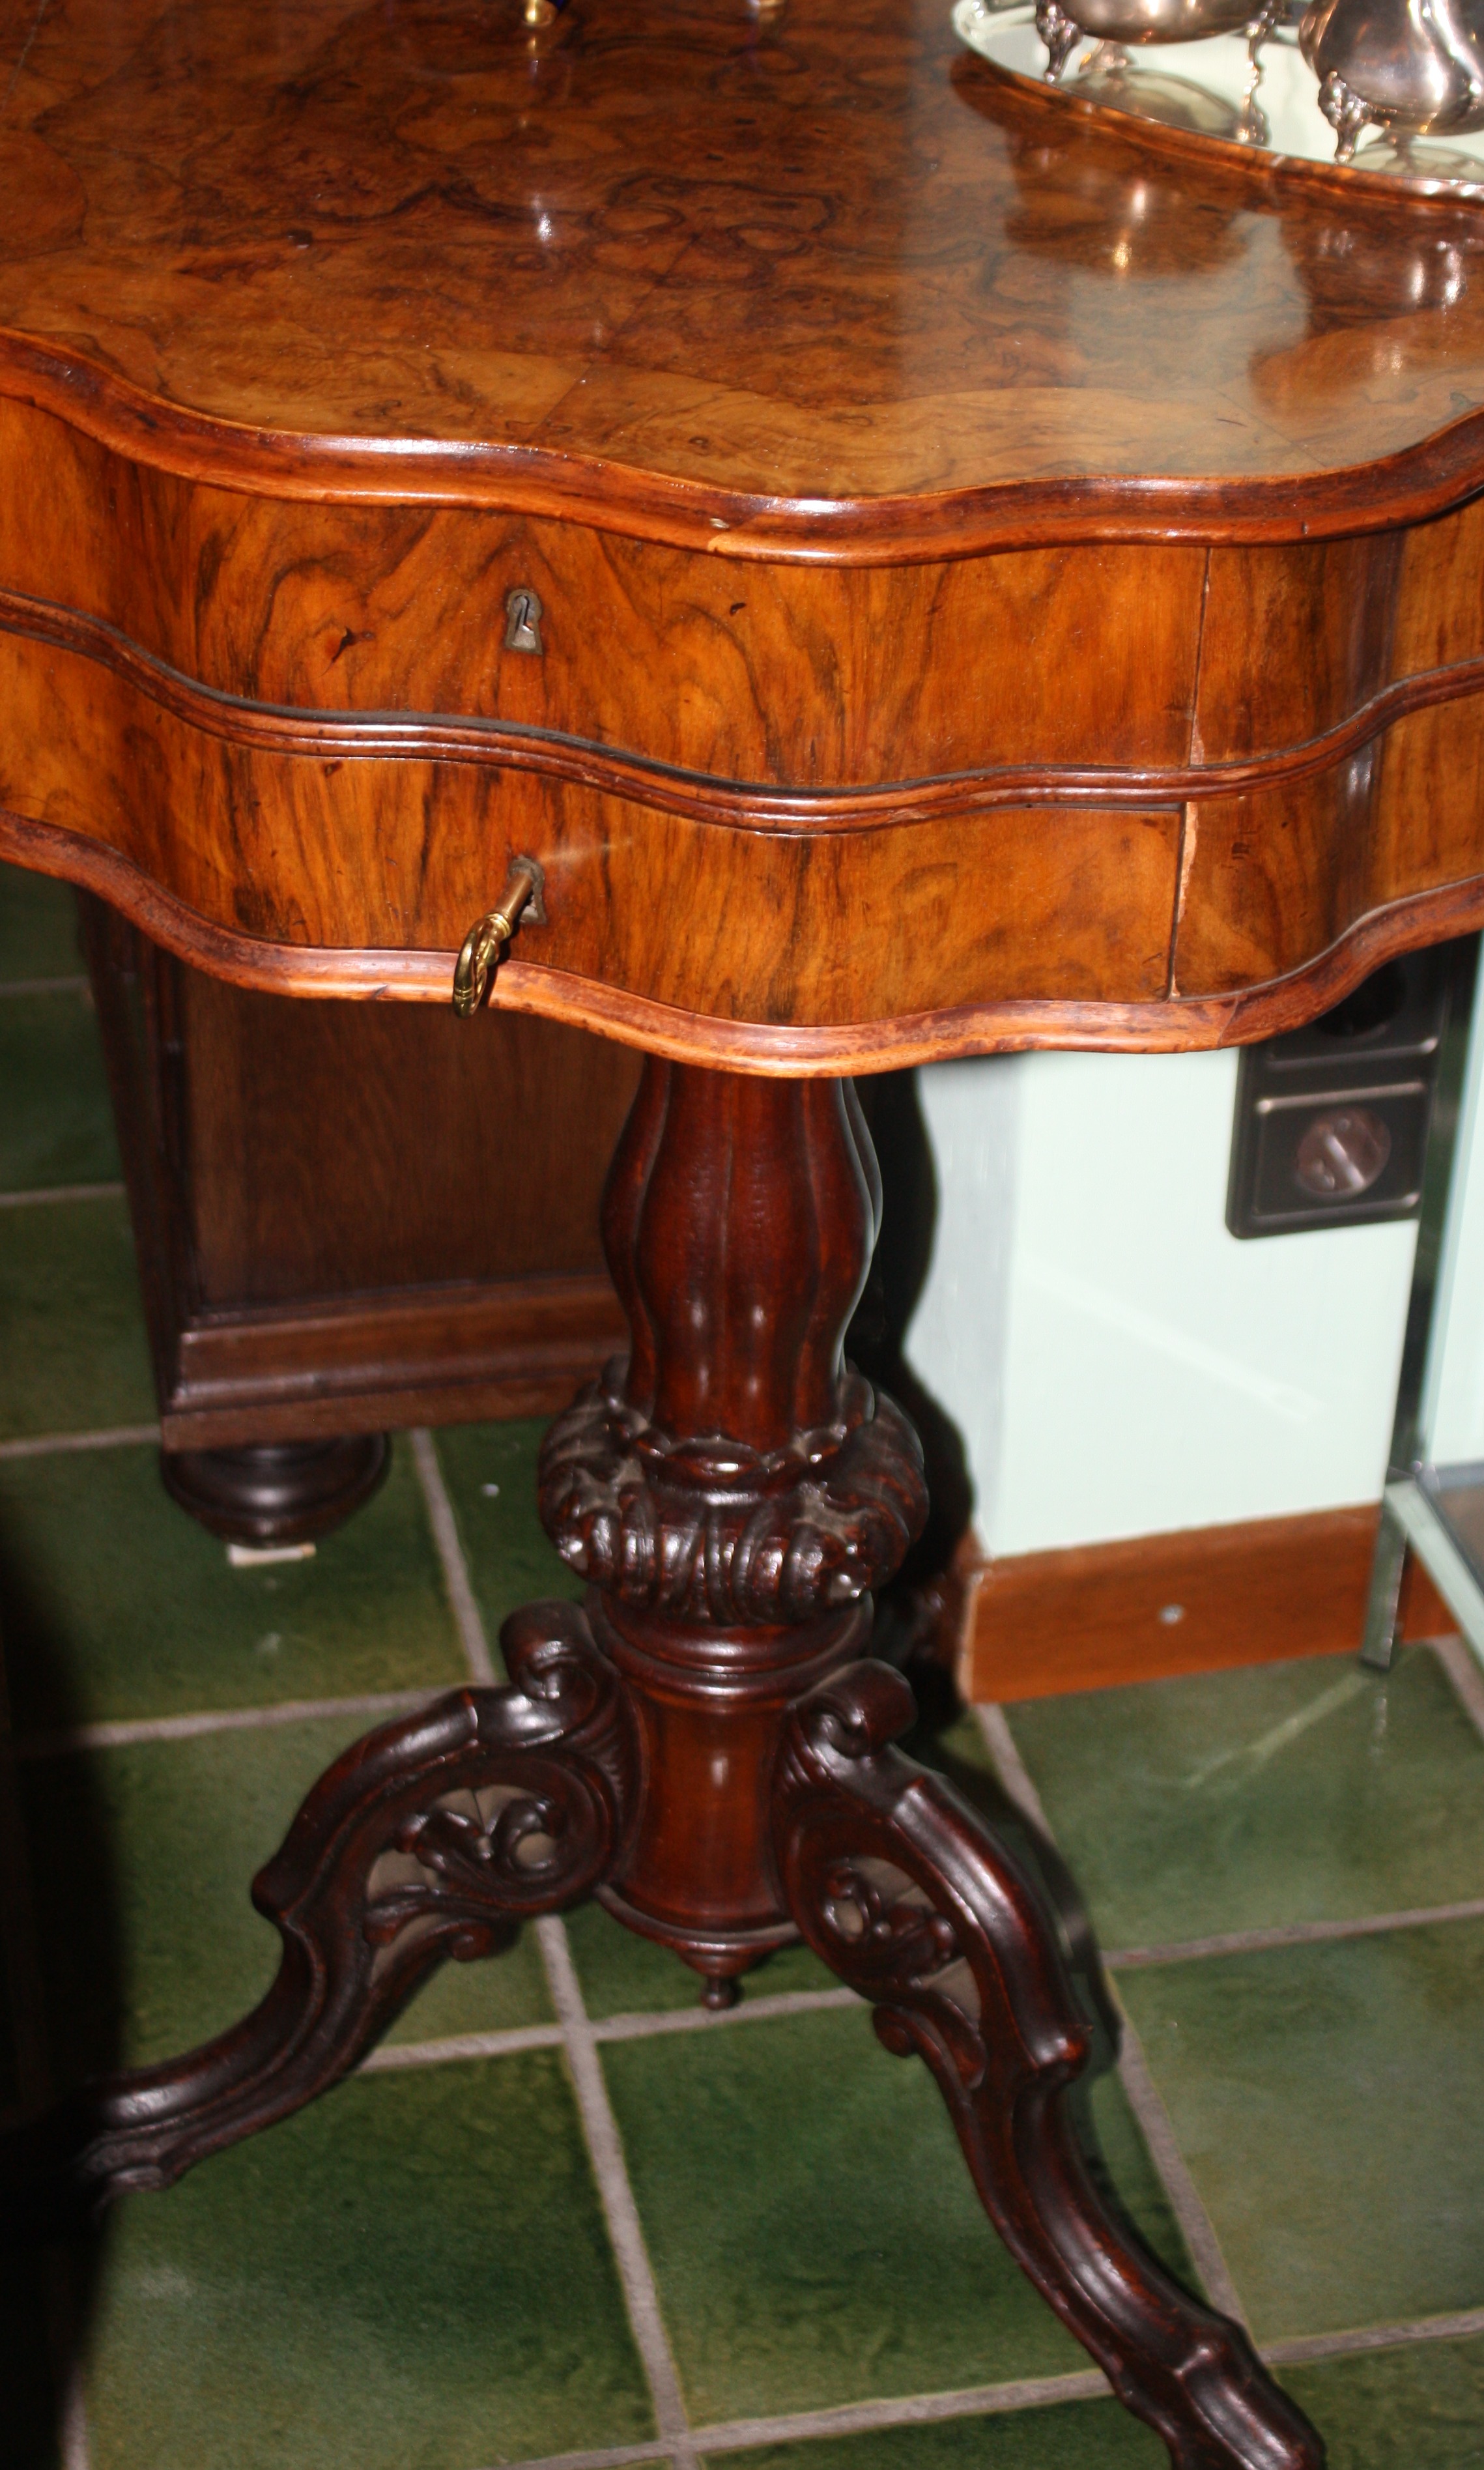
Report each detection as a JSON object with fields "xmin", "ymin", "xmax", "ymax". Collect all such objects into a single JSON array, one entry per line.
[
  {"xmin": 955, "ymin": 0, "xmax": 1484, "ymax": 186},
  {"xmin": 1301, "ymin": 0, "xmax": 1484, "ymax": 158}
]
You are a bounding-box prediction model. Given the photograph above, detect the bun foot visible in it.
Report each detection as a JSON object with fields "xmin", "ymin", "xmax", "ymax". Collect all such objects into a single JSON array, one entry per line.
[{"xmin": 160, "ymin": 1435, "xmax": 390, "ymax": 1545}]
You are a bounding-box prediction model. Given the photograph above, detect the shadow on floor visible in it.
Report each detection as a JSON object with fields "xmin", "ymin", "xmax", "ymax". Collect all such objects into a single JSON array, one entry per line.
[{"xmin": 0, "ymin": 1513, "xmax": 122, "ymax": 2465}]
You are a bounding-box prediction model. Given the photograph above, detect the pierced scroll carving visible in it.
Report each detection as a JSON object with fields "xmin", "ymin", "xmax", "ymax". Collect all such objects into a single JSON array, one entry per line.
[
  {"xmin": 773, "ymin": 1663, "xmax": 1326, "ymax": 2470},
  {"xmin": 537, "ymin": 1364, "xmax": 928, "ymax": 1624},
  {"xmin": 3, "ymin": 1605, "xmax": 633, "ymax": 2228}
]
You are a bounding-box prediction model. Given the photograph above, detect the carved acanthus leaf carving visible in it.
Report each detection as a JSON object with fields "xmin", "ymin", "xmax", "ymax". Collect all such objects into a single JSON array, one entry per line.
[{"xmin": 537, "ymin": 1366, "xmax": 928, "ymax": 1624}]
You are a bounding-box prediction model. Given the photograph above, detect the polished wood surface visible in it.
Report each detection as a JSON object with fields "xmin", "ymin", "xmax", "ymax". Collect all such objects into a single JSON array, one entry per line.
[
  {"xmin": 5, "ymin": 0, "xmax": 1484, "ymax": 518},
  {"xmin": 84, "ymin": 901, "xmax": 636, "ymax": 1451},
  {"xmin": 7, "ymin": 0, "xmax": 1484, "ymax": 1067},
  {"xmin": 959, "ymin": 1506, "xmax": 1457, "ymax": 1704}
]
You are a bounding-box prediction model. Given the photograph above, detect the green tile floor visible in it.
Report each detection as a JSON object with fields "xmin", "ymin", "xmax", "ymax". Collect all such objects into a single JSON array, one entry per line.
[{"xmin": 4, "ymin": 862, "xmax": 1484, "ymax": 2467}]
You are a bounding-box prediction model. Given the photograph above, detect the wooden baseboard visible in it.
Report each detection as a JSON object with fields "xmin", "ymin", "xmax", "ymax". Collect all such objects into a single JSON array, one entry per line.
[{"xmin": 955, "ymin": 1504, "xmax": 1457, "ymax": 1704}]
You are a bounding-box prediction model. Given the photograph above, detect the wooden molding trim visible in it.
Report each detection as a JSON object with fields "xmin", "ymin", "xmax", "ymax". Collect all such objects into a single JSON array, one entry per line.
[
  {"xmin": 956, "ymin": 1505, "xmax": 1457, "ymax": 1704},
  {"xmin": 158, "ymin": 1275, "xmax": 626, "ymax": 1452},
  {"xmin": 9, "ymin": 331, "xmax": 1484, "ymax": 559},
  {"xmin": 8, "ymin": 804, "xmax": 1484, "ymax": 1076},
  {"xmin": 11, "ymin": 583, "xmax": 1484, "ymax": 831}
]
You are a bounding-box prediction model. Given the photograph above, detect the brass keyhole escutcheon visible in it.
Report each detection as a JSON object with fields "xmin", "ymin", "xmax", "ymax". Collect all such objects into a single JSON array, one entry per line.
[
  {"xmin": 504, "ymin": 586, "xmax": 544, "ymax": 655},
  {"xmin": 452, "ymin": 857, "xmax": 546, "ymax": 1017}
]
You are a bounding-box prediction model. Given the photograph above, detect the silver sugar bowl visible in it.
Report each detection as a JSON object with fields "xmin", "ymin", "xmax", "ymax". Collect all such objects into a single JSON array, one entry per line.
[
  {"xmin": 1036, "ymin": 0, "xmax": 1266, "ymax": 69},
  {"xmin": 1299, "ymin": 0, "xmax": 1484, "ymax": 160}
]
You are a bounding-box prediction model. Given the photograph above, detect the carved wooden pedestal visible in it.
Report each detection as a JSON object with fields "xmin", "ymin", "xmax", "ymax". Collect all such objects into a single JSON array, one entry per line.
[{"xmin": 7, "ymin": 1062, "xmax": 1322, "ymax": 2470}]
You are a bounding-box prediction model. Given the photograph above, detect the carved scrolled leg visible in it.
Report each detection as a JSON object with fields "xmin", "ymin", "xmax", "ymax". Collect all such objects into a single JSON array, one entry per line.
[
  {"xmin": 4, "ymin": 1603, "xmax": 632, "ymax": 2232},
  {"xmin": 773, "ymin": 1663, "xmax": 1326, "ymax": 2470}
]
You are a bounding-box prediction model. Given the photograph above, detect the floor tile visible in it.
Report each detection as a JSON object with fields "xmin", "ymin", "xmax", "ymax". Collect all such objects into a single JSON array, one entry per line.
[
  {"xmin": 717, "ymin": 2398, "xmax": 1165, "ymax": 2469},
  {"xmin": 0, "ymin": 990, "xmax": 119, "ymax": 1192},
  {"xmin": 1004, "ymin": 1649, "xmax": 1484, "ymax": 1949},
  {"xmin": 604, "ymin": 2002, "xmax": 1190, "ymax": 2426},
  {"xmin": 0, "ymin": 1435, "xmax": 470, "ymax": 1731},
  {"xmin": 0, "ymin": 1196, "xmax": 154, "ymax": 1439},
  {"xmin": 1280, "ymin": 2331, "xmax": 1484, "ymax": 2468},
  {"xmin": 0, "ymin": 863, "xmax": 81, "ymax": 983},
  {"xmin": 431, "ymin": 1420, "xmax": 583, "ymax": 1674},
  {"xmin": 80, "ymin": 2056, "xmax": 655, "ymax": 2470},
  {"xmin": 21, "ymin": 1714, "xmax": 553, "ymax": 2091},
  {"xmin": 1117, "ymin": 1919, "xmax": 1484, "ymax": 2340}
]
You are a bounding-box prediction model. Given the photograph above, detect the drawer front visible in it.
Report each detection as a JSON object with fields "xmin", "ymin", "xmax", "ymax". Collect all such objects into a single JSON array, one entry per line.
[
  {"xmin": 0, "ymin": 620, "xmax": 1182, "ymax": 1028},
  {"xmin": 0, "ymin": 397, "xmax": 1206, "ymax": 786}
]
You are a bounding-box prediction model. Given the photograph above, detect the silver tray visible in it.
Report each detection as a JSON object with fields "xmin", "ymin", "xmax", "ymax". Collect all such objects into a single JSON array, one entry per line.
[{"xmin": 953, "ymin": 0, "xmax": 1484, "ymax": 202}]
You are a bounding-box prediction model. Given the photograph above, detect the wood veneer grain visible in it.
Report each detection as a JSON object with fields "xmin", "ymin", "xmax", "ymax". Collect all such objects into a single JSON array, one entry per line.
[
  {"xmin": 0, "ymin": 403, "xmax": 1210, "ymax": 783},
  {"xmin": 7, "ymin": 0, "xmax": 1484, "ymax": 550},
  {"xmin": 12, "ymin": 805, "xmax": 1484, "ymax": 1070},
  {"xmin": 8, "ymin": 0, "xmax": 1484, "ymax": 1057}
]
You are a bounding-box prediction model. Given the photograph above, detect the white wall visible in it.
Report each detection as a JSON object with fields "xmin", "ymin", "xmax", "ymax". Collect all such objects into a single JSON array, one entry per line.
[{"xmin": 903, "ymin": 1047, "xmax": 1421, "ymax": 1557}]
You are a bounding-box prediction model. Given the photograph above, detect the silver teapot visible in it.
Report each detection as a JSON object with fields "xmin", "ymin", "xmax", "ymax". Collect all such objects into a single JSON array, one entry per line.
[{"xmin": 1299, "ymin": 0, "xmax": 1484, "ymax": 159}]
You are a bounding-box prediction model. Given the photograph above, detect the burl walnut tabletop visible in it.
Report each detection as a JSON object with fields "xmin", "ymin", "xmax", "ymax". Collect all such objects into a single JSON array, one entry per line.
[
  {"xmin": 7, "ymin": 0, "xmax": 1484, "ymax": 1065},
  {"xmin": 5, "ymin": 3, "xmax": 1479, "ymax": 2463}
]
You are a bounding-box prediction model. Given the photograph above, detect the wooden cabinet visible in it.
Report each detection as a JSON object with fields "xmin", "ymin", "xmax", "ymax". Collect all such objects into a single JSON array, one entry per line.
[{"xmin": 82, "ymin": 896, "xmax": 638, "ymax": 1534}]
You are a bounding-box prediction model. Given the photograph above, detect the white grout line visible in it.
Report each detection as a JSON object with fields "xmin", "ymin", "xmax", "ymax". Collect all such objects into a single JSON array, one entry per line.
[
  {"xmin": 0, "ymin": 1423, "xmax": 158, "ymax": 1463},
  {"xmin": 0, "ymin": 975, "xmax": 87, "ymax": 997},
  {"xmin": 1110, "ymin": 2005, "xmax": 1251, "ymax": 2329},
  {"xmin": 1263, "ymin": 2306, "xmax": 1484, "ymax": 2366},
  {"xmin": 685, "ymin": 2370, "xmax": 1113, "ymax": 2449},
  {"xmin": 538, "ymin": 1914, "xmax": 699, "ymax": 2470},
  {"xmin": 972, "ymin": 1699, "xmax": 1252, "ymax": 2330},
  {"xmin": 971, "ymin": 1700, "xmax": 1055, "ymax": 1833},
  {"xmin": 15, "ymin": 1687, "xmax": 438, "ymax": 1760},
  {"xmin": 358, "ymin": 1989, "xmax": 863, "ymax": 2080},
  {"xmin": 413, "ymin": 1428, "xmax": 696, "ymax": 2468},
  {"xmin": 0, "ymin": 1181, "xmax": 124, "ymax": 1209},
  {"xmin": 591, "ymin": 1986, "xmax": 859, "ymax": 2043},
  {"xmin": 360, "ymin": 2022, "xmax": 566, "ymax": 2072},
  {"xmin": 412, "ymin": 1426, "xmax": 497, "ymax": 1685},
  {"xmin": 464, "ymin": 2303, "xmax": 1484, "ymax": 2470},
  {"xmin": 1434, "ymin": 1632, "xmax": 1484, "ymax": 1749},
  {"xmin": 472, "ymin": 2370, "xmax": 1115, "ymax": 2470},
  {"xmin": 1105, "ymin": 1897, "xmax": 1484, "ymax": 1971}
]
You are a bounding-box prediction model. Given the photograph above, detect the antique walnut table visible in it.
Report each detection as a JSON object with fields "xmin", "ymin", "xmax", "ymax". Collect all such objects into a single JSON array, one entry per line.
[{"xmin": 13, "ymin": 0, "xmax": 1484, "ymax": 2460}]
